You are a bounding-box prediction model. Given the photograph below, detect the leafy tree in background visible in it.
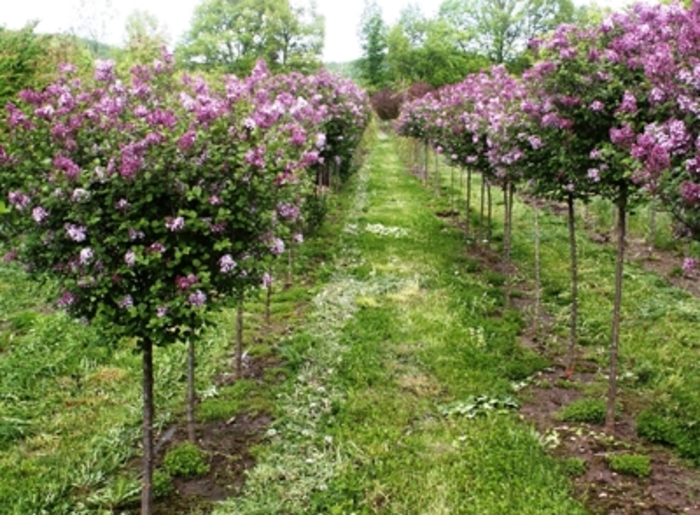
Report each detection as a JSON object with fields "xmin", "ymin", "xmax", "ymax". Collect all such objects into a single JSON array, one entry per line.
[
  {"xmin": 177, "ymin": 0, "xmax": 323, "ymax": 75},
  {"xmin": 0, "ymin": 24, "xmax": 45, "ymax": 109},
  {"xmin": 357, "ymin": 0, "xmax": 388, "ymax": 90},
  {"xmin": 438, "ymin": 0, "xmax": 574, "ymax": 65},
  {"xmin": 117, "ymin": 9, "xmax": 170, "ymax": 72},
  {"xmin": 386, "ymin": 5, "xmax": 489, "ymax": 88}
]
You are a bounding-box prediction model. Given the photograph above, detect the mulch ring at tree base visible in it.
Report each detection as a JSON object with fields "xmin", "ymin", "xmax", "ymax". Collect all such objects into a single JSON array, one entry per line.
[
  {"xmin": 151, "ymin": 412, "xmax": 272, "ymax": 514},
  {"xmin": 519, "ymin": 363, "xmax": 700, "ymax": 515}
]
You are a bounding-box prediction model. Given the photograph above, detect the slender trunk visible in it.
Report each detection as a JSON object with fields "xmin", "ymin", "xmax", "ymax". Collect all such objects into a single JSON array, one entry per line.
[
  {"xmin": 186, "ymin": 339, "xmax": 196, "ymax": 443},
  {"xmin": 450, "ymin": 164, "xmax": 455, "ymax": 215},
  {"xmin": 606, "ymin": 193, "xmax": 627, "ymax": 433},
  {"xmin": 479, "ymin": 176, "xmax": 485, "ymax": 243},
  {"xmin": 503, "ymin": 183, "xmax": 512, "ymax": 307},
  {"xmin": 265, "ymin": 282, "xmax": 272, "ymax": 328},
  {"xmin": 434, "ymin": 150, "xmax": 441, "ymax": 198},
  {"xmin": 235, "ymin": 300, "xmax": 244, "ymax": 379},
  {"xmin": 424, "ymin": 142, "xmax": 429, "ymax": 187},
  {"xmin": 534, "ymin": 203, "xmax": 542, "ymax": 339},
  {"xmin": 567, "ymin": 193, "xmax": 578, "ymax": 373},
  {"xmin": 466, "ymin": 168, "xmax": 472, "ymax": 236},
  {"xmin": 487, "ymin": 183, "xmax": 493, "ymax": 245},
  {"xmin": 141, "ymin": 339, "xmax": 154, "ymax": 515},
  {"xmin": 648, "ymin": 203, "xmax": 656, "ymax": 250}
]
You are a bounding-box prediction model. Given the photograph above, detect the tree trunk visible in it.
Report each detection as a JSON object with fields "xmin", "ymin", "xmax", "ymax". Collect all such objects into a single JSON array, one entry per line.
[
  {"xmin": 450, "ymin": 163, "xmax": 455, "ymax": 215},
  {"xmin": 503, "ymin": 184, "xmax": 512, "ymax": 307},
  {"xmin": 648, "ymin": 203, "xmax": 656, "ymax": 251},
  {"xmin": 466, "ymin": 168, "xmax": 472, "ymax": 236},
  {"xmin": 479, "ymin": 176, "xmax": 485, "ymax": 243},
  {"xmin": 424, "ymin": 141, "xmax": 429, "ymax": 187},
  {"xmin": 566, "ymin": 193, "xmax": 578, "ymax": 373},
  {"xmin": 434, "ymin": 150, "xmax": 441, "ymax": 197},
  {"xmin": 606, "ymin": 193, "xmax": 627, "ymax": 433},
  {"xmin": 487, "ymin": 183, "xmax": 493, "ymax": 245},
  {"xmin": 235, "ymin": 300, "xmax": 244, "ymax": 379},
  {"xmin": 141, "ymin": 339, "xmax": 154, "ymax": 515},
  {"xmin": 534, "ymin": 203, "xmax": 542, "ymax": 339},
  {"xmin": 265, "ymin": 282, "xmax": 272, "ymax": 328},
  {"xmin": 186, "ymin": 338, "xmax": 196, "ymax": 443},
  {"xmin": 505, "ymin": 183, "xmax": 515, "ymax": 306}
]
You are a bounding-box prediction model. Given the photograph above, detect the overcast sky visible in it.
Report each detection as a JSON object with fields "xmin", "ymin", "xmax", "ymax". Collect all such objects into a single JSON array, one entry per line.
[{"xmin": 0, "ymin": 0, "xmax": 628, "ymax": 63}]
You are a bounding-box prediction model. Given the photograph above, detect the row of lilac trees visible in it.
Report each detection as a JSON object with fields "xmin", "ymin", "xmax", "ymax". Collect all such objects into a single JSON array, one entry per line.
[
  {"xmin": 0, "ymin": 50, "xmax": 370, "ymax": 513},
  {"xmin": 398, "ymin": 1, "xmax": 700, "ymax": 435}
]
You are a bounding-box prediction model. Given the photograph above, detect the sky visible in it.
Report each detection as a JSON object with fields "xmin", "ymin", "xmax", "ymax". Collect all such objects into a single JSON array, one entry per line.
[
  {"xmin": 0, "ymin": 0, "xmax": 440, "ymax": 62},
  {"xmin": 0, "ymin": 0, "xmax": 628, "ymax": 63}
]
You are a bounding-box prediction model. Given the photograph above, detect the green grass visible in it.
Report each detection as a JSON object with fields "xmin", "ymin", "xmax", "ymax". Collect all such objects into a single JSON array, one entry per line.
[
  {"xmin": 220, "ymin": 131, "xmax": 585, "ymax": 514},
  {"xmin": 425, "ymin": 141, "xmax": 700, "ymax": 467}
]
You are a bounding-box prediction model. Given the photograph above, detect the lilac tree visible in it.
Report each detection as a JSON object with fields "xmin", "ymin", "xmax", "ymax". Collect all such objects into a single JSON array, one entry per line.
[{"xmin": 0, "ymin": 54, "xmax": 326, "ymax": 512}]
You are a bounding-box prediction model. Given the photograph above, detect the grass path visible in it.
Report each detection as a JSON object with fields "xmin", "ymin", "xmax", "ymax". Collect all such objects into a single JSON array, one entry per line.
[{"xmin": 219, "ymin": 132, "xmax": 585, "ymax": 514}]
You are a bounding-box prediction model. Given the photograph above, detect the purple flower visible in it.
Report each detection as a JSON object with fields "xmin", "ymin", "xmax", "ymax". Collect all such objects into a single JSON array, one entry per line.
[
  {"xmin": 290, "ymin": 127, "xmax": 306, "ymax": 146},
  {"xmin": 277, "ymin": 203, "xmax": 300, "ymax": 221},
  {"xmin": 293, "ymin": 233, "xmax": 304, "ymax": 244},
  {"xmin": 118, "ymin": 295, "xmax": 133, "ymax": 309},
  {"xmin": 245, "ymin": 146, "xmax": 266, "ymax": 168},
  {"xmin": 120, "ymin": 146, "xmax": 143, "ymax": 179},
  {"xmin": 116, "ymin": 199, "xmax": 131, "ymax": 210},
  {"xmin": 148, "ymin": 242, "xmax": 166, "ymax": 254},
  {"xmin": 32, "ymin": 206, "xmax": 49, "ymax": 224},
  {"xmin": 589, "ymin": 100, "xmax": 604, "ymax": 112},
  {"xmin": 95, "ymin": 60, "xmax": 115, "ymax": 82},
  {"xmin": 65, "ymin": 223, "xmax": 87, "ymax": 242},
  {"xmin": 617, "ymin": 91, "xmax": 638, "ymax": 114},
  {"xmin": 219, "ymin": 254, "xmax": 237, "ymax": 273},
  {"xmin": 157, "ymin": 305, "xmax": 169, "ymax": 318},
  {"xmin": 683, "ymin": 257, "xmax": 697, "ymax": 273},
  {"xmin": 587, "ymin": 168, "xmax": 601, "ymax": 182},
  {"xmin": 57, "ymin": 291, "xmax": 77, "ymax": 307},
  {"xmin": 71, "ymin": 189, "xmax": 90, "ymax": 203},
  {"xmin": 269, "ymin": 237, "xmax": 285, "ymax": 256},
  {"xmin": 7, "ymin": 191, "xmax": 30, "ymax": 211},
  {"xmin": 316, "ymin": 133, "xmax": 326, "ymax": 149},
  {"xmin": 262, "ymin": 272, "xmax": 273, "ymax": 288},
  {"xmin": 79, "ymin": 247, "xmax": 94, "ymax": 265},
  {"xmin": 188, "ymin": 290, "xmax": 207, "ymax": 307},
  {"xmin": 177, "ymin": 274, "xmax": 198, "ymax": 290},
  {"xmin": 125, "ymin": 250, "xmax": 136, "ymax": 267},
  {"xmin": 208, "ymin": 195, "xmax": 222, "ymax": 205},
  {"xmin": 54, "ymin": 155, "xmax": 81, "ymax": 181},
  {"xmin": 3, "ymin": 249, "xmax": 17, "ymax": 263},
  {"xmin": 128, "ymin": 228, "xmax": 145, "ymax": 241},
  {"xmin": 165, "ymin": 216, "xmax": 185, "ymax": 232},
  {"xmin": 527, "ymin": 136, "xmax": 543, "ymax": 150},
  {"xmin": 178, "ymin": 130, "xmax": 196, "ymax": 151}
]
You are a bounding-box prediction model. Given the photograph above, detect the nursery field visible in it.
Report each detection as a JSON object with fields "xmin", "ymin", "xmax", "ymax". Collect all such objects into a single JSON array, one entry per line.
[{"xmin": 3, "ymin": 130, "xmax": 700, "ymax": 513}]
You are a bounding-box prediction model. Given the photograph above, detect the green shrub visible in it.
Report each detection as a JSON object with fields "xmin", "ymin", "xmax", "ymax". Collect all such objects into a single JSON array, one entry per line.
[
  {"xmin": 607, "ymin": 454, "xmax": 651, "ymax": 478},
  {"xmin": 153, "ymin": 470, "xmax": 174, "ymax": 499},
  {"xmin": 562, "ymin": 457, "xmax": 587, "ymax": 477},
  {"xmin": 163, "ymin": 442, "xmax": 210, "ymax": 478},
  {"xmin": 636, "ymin": 410, "xmax": 678, "ymax": 446},
  {"xmin": 557, "ymin": 398, "xmax": 606, "ymax": 424}
]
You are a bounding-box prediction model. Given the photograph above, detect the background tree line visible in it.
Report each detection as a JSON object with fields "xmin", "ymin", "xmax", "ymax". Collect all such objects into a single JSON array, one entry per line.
[{"xmin": 356, "ymin": 0, "xmax": 612, "ymax": 93}]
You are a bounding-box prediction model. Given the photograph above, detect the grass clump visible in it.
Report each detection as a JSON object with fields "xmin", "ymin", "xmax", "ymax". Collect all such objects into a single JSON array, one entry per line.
[
  {"xmin": 557, "ymin": 398, "xmax": 606, "ymax": 424},
  {"xmin": 607, "ymin": 454, "xmax": 651, "ymax": 478},
  {"xmin": 562, "ymin": 457, "xmax": 587, "ymax": 477},
  {"xmin": 163, "ymin": 442, "xmax": 210, "ymax": 478}
]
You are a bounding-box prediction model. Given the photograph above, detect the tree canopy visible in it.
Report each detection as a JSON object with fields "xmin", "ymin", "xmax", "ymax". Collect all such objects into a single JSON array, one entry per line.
[{"xmin": 177, "ymin": 0, "xmax": 324, "ymax": 75}]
